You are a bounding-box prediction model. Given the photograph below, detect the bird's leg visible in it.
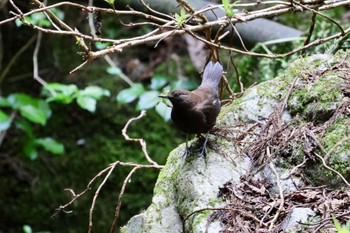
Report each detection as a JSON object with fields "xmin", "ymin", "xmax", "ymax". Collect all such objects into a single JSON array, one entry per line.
[
  {"xmin": 182, "ymin": 134, "xmax": 191, "ymax": 158},
  {"xmin": 198, "ymin": 133, "xmax": 209, "ymax": 158}
]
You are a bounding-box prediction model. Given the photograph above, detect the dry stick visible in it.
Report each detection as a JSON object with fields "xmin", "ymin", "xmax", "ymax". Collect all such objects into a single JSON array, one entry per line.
[
  {"xmin": 139, "ymin": 0, "xmax": 175, "ymax": 20},
  {"xmin": 1, "ymin": 1, "xmax": 169, "ymax": 26},
  {"xmin": 0, "ymin": 35, "xmax": 36, "ymax": 84},
  {"xmin": 8, "ymin": 0, "xmax": 22, "ymax": 15},
  {"xmin": 229, "ymin": 22, "xmax": 249, "ymax": 52},
  {"xmin": 306, "ymin": 131, "xmax": 350, "ymax": 187},
  {"xmin": 314, "ymin": 152, "xmax": 350, "ymax": 187},
  {"xmin": 5, "ymin": 0, "xmax": 350, "ymax": 76},
  {"xmin": 87, "ymin": 0, "xmax": 134, "ymax": 86},
  {"xmin": 177, "ymin": 0, "xmax": 208, "ymax": 23},
  {"xmin": 6, "ymin": 0, "xmax": 349, "ymax": 62},
  {"xmin": 183, "ymin": 24, "xmax": 350, "ymax": 59},
  {"xmin": 279, "ymin": 77, "xmax": 299, "ymax": 117},
  {"xmin": 281, "ymin": 157, "xmax": 308, "ymax": 180},
  {"xmin": 312, "ymin": 210, "xmax": 350, "ymax": 233},
  {"xmin": 31, "ymin": 0, "xmax": 89, "ymax": 52},
  {"xmin": 268, "ymin": 151, "xmax": 285, "ymax": 231},
  {"xmin": 302, "ymin": 12, "xmax": 317, "ymax": 54},
  {"xmin": 88, "ymin": 164, "xmax": 117, "ymax": 233},
  {"xmin": 230, "ymin": 55, "xmax": 244, "ymax": 94},
  {"xmin": 292, "ymin": 0, "xmax": 345, "ymax": 35},
  {"xmin": 121, "ymin": 110, "xmax": 160, "ymax": 167},
  {"xmin": 52, "ymin": 164, "xmax": 117, "ymax": 218},
  {"xmin": 109, "ymin": 166, "xmax": 139, "ymax": 233},
  {"xmin": 33, "ymin": 31, "xmax": 53, "ymax": 93}
]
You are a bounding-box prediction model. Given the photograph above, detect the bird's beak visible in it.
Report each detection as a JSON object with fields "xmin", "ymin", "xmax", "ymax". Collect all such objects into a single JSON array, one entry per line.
[{"xmin": 158, "ymin": 95, "xmax": 169, "ymax": 99}]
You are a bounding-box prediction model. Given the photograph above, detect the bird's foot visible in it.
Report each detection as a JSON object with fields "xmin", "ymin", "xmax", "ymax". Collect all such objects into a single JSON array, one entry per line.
[
  {"xmin": 182, "ymin": 144, "xmax": 192, "ymax": 158},
  {"xmin": 198, "ymin": 144, "xmax": 207, "ymax": 158},
  {"xmin": 197, "ymin": 133, "xmax": 209, "ymax": 158}
]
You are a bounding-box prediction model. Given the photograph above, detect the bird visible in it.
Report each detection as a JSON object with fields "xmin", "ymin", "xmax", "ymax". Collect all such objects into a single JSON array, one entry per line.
[{"xmin": 159, "ymin": 61, "xmax": 223, "ymax": 157}]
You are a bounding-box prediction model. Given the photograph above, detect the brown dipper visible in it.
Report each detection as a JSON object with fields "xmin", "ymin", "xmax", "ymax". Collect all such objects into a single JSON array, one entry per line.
[{"xmin": 159, "ymin": 61, "xmax": 223, "ymax": 156}]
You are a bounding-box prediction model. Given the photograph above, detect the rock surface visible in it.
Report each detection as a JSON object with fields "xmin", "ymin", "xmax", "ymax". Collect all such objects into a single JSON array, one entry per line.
[{"xmin": 121, "ymin": 51, "xmax": 350, "ymax": 233}]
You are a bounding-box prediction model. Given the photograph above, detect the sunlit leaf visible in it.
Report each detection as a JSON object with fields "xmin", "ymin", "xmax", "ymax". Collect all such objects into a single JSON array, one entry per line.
[
  {"xmin": 44, "ymin": 83, "xmax": 78, "ymax": 104},
  {"xmin": 171, "ymin": 79, "xmax": 197, "ymax": 90},
  {"xmin": 0, "ymin": 110, "xmax": 11, "ymax": 131},
  {"xmin": 150, "ymin": 76, "xmax": 168, "ymax": 90},
  {"xmin": 7, "ymin": 93, "xmax": 36, "ymax": 108},
  {"xmin": 117, "ymin": 83, "xmax": 145, "ymax": 104},
  {"xmin": 107, "ymin": 66, "xmax": 123, "ymax": 76},
  {"xmin": 80, "ymin": 86, "xmax": 110, "ymax": 100},
  {"xmin": 76, "ymin": 95, "xmax": 97, "ymax": 112},
  {"xmin": 136, "ymin": 90, "xmax": 159, "ymax": 110},
  {"xmin": 95, "ymin": 42, "xmax": 111, "ymax": 50},
  {"xmin": 23, "ymin": 225, "xmax": 33, "ymax": 233},
  {"xmin": 38, "ymin": 100, "xmax": 52, "ymax": 118},
  {"xmin": 104, "ymin": 0, "xmax": 115, "ymax": 6},
  {"xmin": 155, "ymin": 102, "xmax": 171, "ymax": 121},
  {"xmin": 36, "ymin": 137, "xmax": 64, "ymax": 154},
  {"xmin": 19, "ymin": 105, "xmax": 47, "ymax": 125}
]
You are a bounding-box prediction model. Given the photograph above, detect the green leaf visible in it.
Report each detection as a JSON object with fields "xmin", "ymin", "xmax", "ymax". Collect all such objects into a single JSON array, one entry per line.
[
  {"xmin": 24, "ymin": 141, "xmax": 38, "ymax": 160},
  {"xmin": 45, "ymin": 83, "xmax": 78, "ymax": 95},
  {"xmin": 150, "ymin": 76, "xmax": 168, "ymax": 90},
  {"xmin": 155, "ymin": 102, "xmax": 171, "ymax": 121},
  {"xmin": 172, "ymin": 79, "xmax": 197, "ymax": 90},
  {"xmin": 35, "ymin": 137, "xmax": 64, "ymax": 154},
  {"xmin": 333, "ymin": 216, "xmax": 350, "ymax": 233},
  {"xmin": 0, "ymin": 97, "xmax": 11, "ymax": 107},
  {"xmin": 15, "ymin": 119, "xmax": 34, "ymax": 138},
  {"xmin": 117, "ymin": 83, "xmax": 145, "ymax": 104},
  {"xmin": 38, "ymin": 100, "xmax": 52, "ymax": 118},
  {"xmin": 222, "ymin": 0, "xmax": 230, "ymax": 7},
  {"xmin": 76, "ymin": 96, "xmax": 97, "ymax": 112},
  {"xmin": 79, "ymin": 86, "xmax": 110, "ymax": 100},
  {"xmin": 7, "ymin": 93, "xmax": 36, "ymax": 108},
  {"xmin": 107, "ymin": 66, "xmax": 123, "ymax": 76},
  {"xmin": 23, "ymin": 225, "xmax": 33, "ymax": 233},
  {"xmin": 136, "ymin": 90, "xmax": 159, "ymax": 110},
  {"xmin": 44, "ymin": 83, "xmax": 78, "ymax": 104},
  {"xmin": 51, "ymin": 8, "xmax": 65, "ymax": 20},
  {"xmin": 0, "ymin": 110, "xmax": 11, "ymax": 131},
  {"xmin": 104, "ymin": 0, "xmax": 115, "ymax": 5},
  {"xmin": 95, "ymin": 42, "xmax": 111, "ymax": 50},
  {"xmin": 46, "ymin": 93, "xmax": 75, "ymax": 104},
  {"xmin": 7, "ymin": 93, "xmax": 51, "ymax": 124},
  {"xmin": 19, "ymin": 105, "xmax": 47, "ymax": 125},
  {"xmin": 175, "ymin": 9, "xmax": 187, "ymax": 27}
]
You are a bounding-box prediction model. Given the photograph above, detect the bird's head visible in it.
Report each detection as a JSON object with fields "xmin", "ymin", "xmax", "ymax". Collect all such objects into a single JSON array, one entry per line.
[{"xmin": 159, "ymin": 89, "xmax": 192, "ymax": 106}]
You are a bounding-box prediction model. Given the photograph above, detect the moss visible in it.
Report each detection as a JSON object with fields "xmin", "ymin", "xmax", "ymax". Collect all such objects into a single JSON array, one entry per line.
[
  {"xmin": 288, "ymin": 59, "xmax": 345, "ymax": 122},
  {"xmin": 306, "ymin": 118, "xmax": 350, "ymax": 187}
]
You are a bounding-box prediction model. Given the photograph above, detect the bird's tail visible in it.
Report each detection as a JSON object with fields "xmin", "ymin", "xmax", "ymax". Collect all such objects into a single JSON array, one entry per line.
[{"xmin": 200, "ymin": 61, "xmax": 223, "ymax": 92}]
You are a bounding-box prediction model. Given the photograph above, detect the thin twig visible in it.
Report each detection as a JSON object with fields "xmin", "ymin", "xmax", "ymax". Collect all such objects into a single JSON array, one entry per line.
[
  {"xmin": 0, "ymin": 35, "xmax": 37, "ymax": 84},
  {"xmin": 121, "ymin": 110, "xmax": 161, "ymax": 167},
  {"xmin": 292, "ymin": 0, "xmax": 345, "ymax": 35},
  {"xmin": 109, "ymin": 166, "xmax": 139, "ymax": 233},
  {"xmin": 303, "ymin": 13, "xmax": 317, "ymax": 53},
  {"xmin": 268, "ymin": 152, "xmax": 285, "ymax": 231},
  {"xmin": 88, "ymin": 164, "xmax": 117, "ymax": 233}
]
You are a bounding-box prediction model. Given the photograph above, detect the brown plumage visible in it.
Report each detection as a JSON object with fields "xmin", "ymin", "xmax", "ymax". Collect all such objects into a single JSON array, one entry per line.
[{"xmin": 159, "ymin": 61, "xmax": 223, "ymax": 156}]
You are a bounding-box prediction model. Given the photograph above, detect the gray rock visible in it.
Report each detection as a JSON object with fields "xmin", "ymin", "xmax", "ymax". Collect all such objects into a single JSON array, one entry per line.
[{"xmin": 122, "ymin": 52, "xmax": 350, "ymax": 232}]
